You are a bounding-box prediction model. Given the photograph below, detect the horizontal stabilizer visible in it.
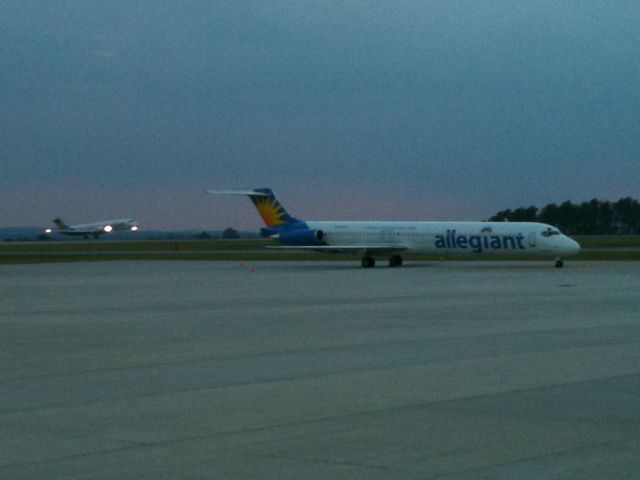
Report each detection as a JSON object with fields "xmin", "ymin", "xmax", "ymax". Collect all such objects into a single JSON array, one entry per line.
[{"xmin": 207, "ymin": 189, "xmax": 271, "ymax": 197}]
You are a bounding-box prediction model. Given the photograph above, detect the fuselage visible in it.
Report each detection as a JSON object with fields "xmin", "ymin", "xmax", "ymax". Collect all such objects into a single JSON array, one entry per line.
[
  {"xmin": 304, "ymin": 220, "xmax": 580, "ymax": 257},
  {"xmin": 54, "ymin": 219, "xmax": 139, "ymax": 236}
]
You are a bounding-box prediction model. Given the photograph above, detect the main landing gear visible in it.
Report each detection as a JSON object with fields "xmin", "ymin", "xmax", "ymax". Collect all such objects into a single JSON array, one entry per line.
[
  {"xmin": 360, "ymin": 255, "xmax": 404, "ymax": 268},
  {"xmin": 555, "ymin": 258, "xmax": 564, "ymax": 268},
  {"xmin": 361, "ymin": 255, "xmax": 376, "ymax": 268}
]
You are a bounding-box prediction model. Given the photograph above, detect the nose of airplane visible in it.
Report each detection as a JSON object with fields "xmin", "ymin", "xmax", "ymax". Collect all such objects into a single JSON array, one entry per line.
[{"xmin": 564, "ymin": 237, "xmax": 581, "ymax": 255}]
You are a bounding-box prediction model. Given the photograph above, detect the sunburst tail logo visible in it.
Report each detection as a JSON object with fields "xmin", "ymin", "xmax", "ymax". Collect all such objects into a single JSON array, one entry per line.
[
  {"xmin": 243, "ymin": 188, "xmax": 302, "ymax": 230},
  {"xmin": 253, "ymin": 196, "xmax": 287, "ymax": 227}
]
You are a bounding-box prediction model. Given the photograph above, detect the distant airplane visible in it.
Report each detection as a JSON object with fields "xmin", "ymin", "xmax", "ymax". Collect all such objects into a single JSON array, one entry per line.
[
  {"xmin": 208, "ymin": 188, "xmax": 581, "ymax": 268},
  {"xmin": 45, "ymin": 218, "xmax": 139, "ymax": 239}
]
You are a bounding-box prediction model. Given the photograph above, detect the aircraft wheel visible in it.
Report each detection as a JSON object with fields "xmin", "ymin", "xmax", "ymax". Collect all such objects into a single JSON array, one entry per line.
[
  {"xmin": 555, "ymin": 259, "xmax": 564, "ymax": 268},
  {"xmin": 361, "ymin": 256, "xmax": 375, "ymax": 268},
  {"xmin": 389, "ymin": 255, "xmax": 403, "ymax": 267}
]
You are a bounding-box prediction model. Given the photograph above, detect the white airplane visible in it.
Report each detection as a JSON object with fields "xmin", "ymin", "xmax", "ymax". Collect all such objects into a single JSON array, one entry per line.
[
  {"xmin": 208, "ymin": 188, "xmax": 581, "ymax": 268},
  {"xmin": 45, "ymin": 217, "xmax": 139, "ymax": 239}
]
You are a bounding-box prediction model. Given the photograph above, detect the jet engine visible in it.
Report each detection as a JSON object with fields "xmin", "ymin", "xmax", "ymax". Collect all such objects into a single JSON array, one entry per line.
[{"xmin": 278, "ymin": 229, "xmax": 325, "ymax": 246}]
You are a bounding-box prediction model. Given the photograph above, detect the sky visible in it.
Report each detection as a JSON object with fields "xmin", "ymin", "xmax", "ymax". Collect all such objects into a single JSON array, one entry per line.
[{"xmin": 2, "ymin": 1, "xmax": 640, "ymax": 230}]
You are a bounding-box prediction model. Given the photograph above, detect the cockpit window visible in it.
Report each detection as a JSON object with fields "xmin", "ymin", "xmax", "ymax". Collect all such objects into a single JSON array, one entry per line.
[{"xmin": 541, "ymin": 228, "xmax": 561, "ymax": 237}]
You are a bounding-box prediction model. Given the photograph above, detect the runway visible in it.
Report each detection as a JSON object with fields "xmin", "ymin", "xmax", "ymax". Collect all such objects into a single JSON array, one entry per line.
[{"xmin": 2, "ymin": 260, "xmax": 640, "ymax": 479}]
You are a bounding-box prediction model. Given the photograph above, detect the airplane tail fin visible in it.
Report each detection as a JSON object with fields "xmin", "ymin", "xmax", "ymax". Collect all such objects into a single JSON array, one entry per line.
[
  {"xmin": 53, "ymin": 218, "xmax": 68, "ymax": 230},
  {"xmin": 207, "ymin": 188, "xmax": 303, "ymax": 236}
]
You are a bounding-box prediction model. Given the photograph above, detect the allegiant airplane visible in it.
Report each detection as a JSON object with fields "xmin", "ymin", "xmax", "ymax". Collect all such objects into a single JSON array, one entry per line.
[
  {"xmin": 208, "ymin": 188, "xmax": 581, "ymax": 268},
  {"xmin": 45, "ymin": 218, "xmax": 139, "ymax": 239}
]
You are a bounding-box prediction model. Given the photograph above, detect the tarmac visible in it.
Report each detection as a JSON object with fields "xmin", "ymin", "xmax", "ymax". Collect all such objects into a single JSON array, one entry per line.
[{"xmin": 1, "ymin": 260, "xmax": 640, "ymax": 479}]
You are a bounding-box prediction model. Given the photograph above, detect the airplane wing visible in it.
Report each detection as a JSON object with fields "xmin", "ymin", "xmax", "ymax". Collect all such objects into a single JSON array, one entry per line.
[
  {"xmin": 66, "ymin": 229, "xmax": 102, "ymax": 234},
  {"xmin": 56, "ymin": 226, "xmax": 110, "ymax": 235},
  {"xmin": 268, "ymin": 245, "xmax": 408, "ymax": 254}
]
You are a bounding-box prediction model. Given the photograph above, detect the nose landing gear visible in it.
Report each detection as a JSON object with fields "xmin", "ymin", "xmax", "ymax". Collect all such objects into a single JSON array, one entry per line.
[{"xmin": 389, "ymin": 255, "xmax": 403, "ymax": 267}]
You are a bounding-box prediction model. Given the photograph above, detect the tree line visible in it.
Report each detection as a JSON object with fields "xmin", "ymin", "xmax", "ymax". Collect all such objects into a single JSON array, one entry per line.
[{"xmin": 489, "ymin": 197, "xmax": 640, "ymax": 235}]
